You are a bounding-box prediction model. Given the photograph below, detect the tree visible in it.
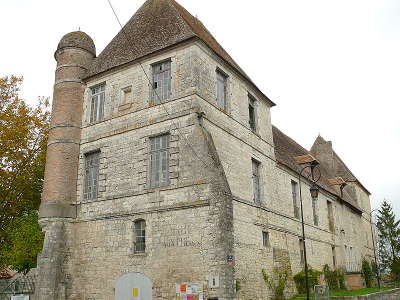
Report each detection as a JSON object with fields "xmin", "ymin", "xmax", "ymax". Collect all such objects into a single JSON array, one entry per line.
[
  {"xmin": 376, "ymin": 200, "xmax": 400, "ymax": 273},
  {"xmin": 1, "ymin": 211, "xmax": 44, "ymax": 272},
  {"xmin": 0, "ymin": 75, "xmax": 49, "ymax": 271}
]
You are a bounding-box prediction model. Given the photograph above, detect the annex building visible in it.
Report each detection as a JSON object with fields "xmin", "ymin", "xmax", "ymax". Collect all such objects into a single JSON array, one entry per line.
[{"xmin": 34, "ymin": 0, "xmax": 374, "ymax": 299}]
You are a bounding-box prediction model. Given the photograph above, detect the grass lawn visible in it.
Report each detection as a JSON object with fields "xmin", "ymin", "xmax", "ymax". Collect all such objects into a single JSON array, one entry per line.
[{"xmin": 291, "ymin": 286, "xmax": 396, "ymax": 299}]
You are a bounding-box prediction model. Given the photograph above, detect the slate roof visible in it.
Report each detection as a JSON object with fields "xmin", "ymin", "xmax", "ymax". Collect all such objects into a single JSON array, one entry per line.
[
  {"xmin": 85, "ymin": 0, "xmax": 274, "ymax": 105},
  {"xmin": 272, "ymin": 126, "xmax": 362, "ymax": 213}
]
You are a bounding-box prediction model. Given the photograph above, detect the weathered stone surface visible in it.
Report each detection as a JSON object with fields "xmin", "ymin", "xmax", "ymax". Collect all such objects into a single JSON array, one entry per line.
[{"xmin": 36, "ymin": 11, "xmax": 373, "ymax": 300}]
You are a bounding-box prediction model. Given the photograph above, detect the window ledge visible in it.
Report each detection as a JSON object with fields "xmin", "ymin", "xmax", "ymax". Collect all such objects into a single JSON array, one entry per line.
[
  {"xmin": 118, "ymin": 103, "xmax": 132, "ymax": 111},
  {"xmin": 129, "ymin": 252, "xmax": 147, "ymax": 258}
]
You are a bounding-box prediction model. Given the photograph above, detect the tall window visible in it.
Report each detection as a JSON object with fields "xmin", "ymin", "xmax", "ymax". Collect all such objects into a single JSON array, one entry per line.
[
  {"xmin": 291, "ymin": 181, "xmax": 300, "ymax": 219},
  {"xmin": 312, "ymin": 197, "xmax": 319, "ymax": 226},
  {"xmin": 248, "ymin": 95, "xmax": 257, "ymax": 131},
  {"xmin": 90, "ymin": 84, "xmax": 105, "ymax": 123},
  {"xmin": 299, "ymin": 239, "xmax": 305, "ymax": 265},
  {"xmin": 134, "ymin": 220, "xmax": 146, "ymax": 253},
  {"xmin": 252, "ymin": 159, "xmax": 261, "ymax": 203},
  {"xmin": 262, "ymin": 231, "xmax": 270, "ymax": 247},
  {"xmin": 216, "ymin": 70, "xmax": 227, "ymax": 110},
  {"xmin": 151, "ymin": 60, "xmax": 171, "ymax": 104},
  {"xmin": 327, "ymin": 201, "xmax": 334, "ymax": 232},
  {"xmin": 149, "ymin": 134, "xmax": 170, "ymax": 188},
  {"xmin": 332, "ymin": 246, "xmax": 337, "ymax": 268},
  {"xmin": 83, "ymin": 151, "xmax": 100, "ymax": 201}
]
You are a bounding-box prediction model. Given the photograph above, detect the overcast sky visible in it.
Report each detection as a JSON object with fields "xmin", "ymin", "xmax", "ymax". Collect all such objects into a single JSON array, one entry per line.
[{"xmin": 1, "ymin": 0, "xmax": 399, "ymax": 215}]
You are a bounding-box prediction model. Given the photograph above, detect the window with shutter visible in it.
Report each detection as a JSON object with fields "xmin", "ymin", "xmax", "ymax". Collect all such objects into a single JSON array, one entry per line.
[
  {"xmin": 89, "ymin": 84, "xmax": 105, "ymax": 123},
  {"xmin": 216, "ymin": 70, "xmax": 227, "ymax": 110},
  {"xmin": 83, "ymin": 151, "xmax": 100, "ymax": 201},
  {"xmin": 151, "ymin": 60, "xmax": 171, "ymax": 104},
  {"xmin": 149, "ymin": 134, "xmax": 170, "ymax": 188}
]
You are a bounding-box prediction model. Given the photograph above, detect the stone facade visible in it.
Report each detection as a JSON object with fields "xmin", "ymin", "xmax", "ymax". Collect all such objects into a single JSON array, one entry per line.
[{"xmin": 35, "ymin": 1, "xmax": 374, "ymax": 299}]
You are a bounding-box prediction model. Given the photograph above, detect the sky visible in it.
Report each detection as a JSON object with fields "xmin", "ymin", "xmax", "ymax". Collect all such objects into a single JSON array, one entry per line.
[{"xmin": 1, "ymin": 0, "xmax": 399, "ymax": 215}]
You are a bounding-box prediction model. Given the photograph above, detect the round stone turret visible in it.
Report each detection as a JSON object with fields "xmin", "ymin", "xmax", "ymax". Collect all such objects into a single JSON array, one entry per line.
[
  {"xmin": 40, "ymin": 31, "xmax": 96, "ymax": 219},
  {"xmin": 56, "ymin": 31, "xmax": 96, "ymax": 57}
]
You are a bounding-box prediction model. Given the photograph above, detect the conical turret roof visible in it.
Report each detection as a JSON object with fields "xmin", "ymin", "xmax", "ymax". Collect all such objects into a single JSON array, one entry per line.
[{"xmin": 86, "ymin": 0, "xmax": 273, "ymax": 104}]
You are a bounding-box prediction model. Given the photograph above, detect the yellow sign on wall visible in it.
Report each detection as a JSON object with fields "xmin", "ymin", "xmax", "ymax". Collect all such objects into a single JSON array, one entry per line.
[{"xmin": 132, "ymin": 287, "xmax": 139, "ymax": 298}]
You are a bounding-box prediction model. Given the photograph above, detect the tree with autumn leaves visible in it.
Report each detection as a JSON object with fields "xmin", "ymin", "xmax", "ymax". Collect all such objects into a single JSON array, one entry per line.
[{"xmin": 0, "ymin": 75, "xmax": 49, "ymax": 272}]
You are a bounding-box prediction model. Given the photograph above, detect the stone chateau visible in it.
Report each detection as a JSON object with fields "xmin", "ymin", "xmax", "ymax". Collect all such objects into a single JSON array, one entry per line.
[{"xmin": 35, "ymin": 0, "xmax": 374, "ymax": 299}]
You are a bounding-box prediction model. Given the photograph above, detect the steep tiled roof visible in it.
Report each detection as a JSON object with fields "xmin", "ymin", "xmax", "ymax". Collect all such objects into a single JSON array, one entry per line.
[
  {"xmin": 272, "ymin": 126, "xmax": 362, "ymax": 213},
  {"xmin": 311, "ymin": 135, "xmax": 370, "ymax": 195},
  {"xmin": 85, "ymin": 0, "xmax": 274, "ymax": 105}
]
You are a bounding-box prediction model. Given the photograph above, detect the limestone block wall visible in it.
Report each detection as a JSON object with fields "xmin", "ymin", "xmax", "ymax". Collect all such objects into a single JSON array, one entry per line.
[{"xmin": 54, "ymin": 38, "xmax": 375, "ymax": 300}]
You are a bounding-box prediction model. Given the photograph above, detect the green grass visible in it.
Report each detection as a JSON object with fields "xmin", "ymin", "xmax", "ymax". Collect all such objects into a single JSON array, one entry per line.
[{"xmin": 291, "ymin": 286, "xmax": 396, "ymax": 299}]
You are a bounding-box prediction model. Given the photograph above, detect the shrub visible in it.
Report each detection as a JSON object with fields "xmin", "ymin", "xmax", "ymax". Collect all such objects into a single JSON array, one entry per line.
[
  {"xmin": 262, "ymin": 267, "xmax": 290, "ymax": 300},
  {"xmin": 337, "ymin": 268, "xmax": 347, "ymax": 290},
  {"xmin": 361, "ymin": 259, "xmax": 373, "ymax": 288},
  {"xmin": 323, "ymin": 265, "xmax": 339, "ymax": 290},
  {"xmin": 322, "ymin": 265, "xmax": 347, "ymax": 291},
  {"xmin": 293, "ymin": 266, "xmax": 321, "ymax": 294}
]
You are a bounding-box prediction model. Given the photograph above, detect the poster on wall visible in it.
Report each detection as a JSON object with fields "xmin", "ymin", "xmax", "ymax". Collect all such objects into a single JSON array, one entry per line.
[{"xmin": 175, "ymin": 283, "xmax": 204, "ymax": 300}]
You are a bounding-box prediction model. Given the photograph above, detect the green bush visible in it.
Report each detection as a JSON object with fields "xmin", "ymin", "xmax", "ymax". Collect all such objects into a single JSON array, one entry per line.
[
  {"xmin": 337, "ymin": 268, "xmax": 347, "ymax": 290},
  {"xmin": 293, "ymin": 266, "xmax": 321, "ymax": 294},
  {"xmin": 361, "ymin": 259, "xmax": 373, "ymax": 288},
  {"xmin": 262, "ymin": 267, "xmax": 290, "ymax": 300},
  {"xmin": 322, "ymin": 265, "xmax": 347, "ymax": 291}
]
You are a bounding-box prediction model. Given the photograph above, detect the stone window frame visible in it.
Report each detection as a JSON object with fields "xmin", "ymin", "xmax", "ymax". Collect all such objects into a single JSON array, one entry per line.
[
  {"xmin": 139, "ymin": 129, "xmax": 179, "ymax": 192},
  {"xmin": 78, "ymin": 148, "xmax": 107, "ymax": 203},
  {"xmin": 251, "ymin": 158, "xmax": 263, "ymax": 204},
  {"xmin": 133, "ymin": 219, "xmax": 146, "ymax": 254},
  {"xmin": 262, "ymin": 231, "xmax": 270, "ymax": 248},
  {"xmin": 149, "ymin": 58, "xmax": 172, "ymax": 105},
  {"xmin": 148, "ymin": 133, "xmax": 170, "ymax": 188},
  {"xmin": 291, "ymin": 180, "xmax": 300, "ymax": 219},
  {"xmin": 83, "ymin": 150, "xmax": 100, "ymax": 202},
  {"xmin": 312, "ymin": 196, "xmax": 319, "ymax": 226},
  {"xmin": 327, "ymin": 200, "xmax": 335, "ymax": 232},
  {"xmin": 88, "ymin": 82, "xmax": 106, "ymax": 124},
  {"xmin": 215, "ymin": 67, "xmax": 230, "ymax": 112},
  {"xmin": 299, "ymin": 238, "xmax": 305, "ymax": 265},
  {"xmin": 248, "ymin": 93, "xmax": 258, "ymax": 132}
]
